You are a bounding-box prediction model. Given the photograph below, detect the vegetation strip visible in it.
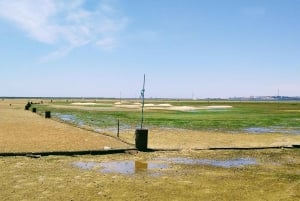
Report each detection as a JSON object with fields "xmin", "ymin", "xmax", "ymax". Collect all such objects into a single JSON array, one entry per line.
[{"xmin": 34, "ymin": 100, "xmax": 300, "ymax": 133}]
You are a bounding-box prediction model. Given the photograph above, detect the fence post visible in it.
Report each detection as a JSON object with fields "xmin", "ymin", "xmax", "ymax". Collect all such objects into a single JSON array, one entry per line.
[
  {"xmin": 45, "ymin": 111, "xmax": 51, "ymax": 118},
  {"xmin": 117, "ymin": 119, "xmax": 120, "ymax": 137}
]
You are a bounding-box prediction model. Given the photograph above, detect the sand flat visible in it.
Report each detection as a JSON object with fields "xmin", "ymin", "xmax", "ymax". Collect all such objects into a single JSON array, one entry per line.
[{"xmin": 0, "ymin": 100, "xmax": 130, "ymax": 152}]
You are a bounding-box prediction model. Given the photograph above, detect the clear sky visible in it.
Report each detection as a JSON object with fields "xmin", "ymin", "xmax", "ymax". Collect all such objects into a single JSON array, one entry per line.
[{"xmin": 0, "ymin": 0, "xmax": 299, "ymax": 98}]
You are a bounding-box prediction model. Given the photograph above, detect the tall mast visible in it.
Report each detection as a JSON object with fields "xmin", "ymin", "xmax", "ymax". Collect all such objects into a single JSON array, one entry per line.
[{"xmin": 140, "ymin": 74, "xmax": 146, "ymax": 129}]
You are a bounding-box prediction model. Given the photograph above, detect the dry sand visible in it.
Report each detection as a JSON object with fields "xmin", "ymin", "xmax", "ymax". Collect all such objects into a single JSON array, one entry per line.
[
  {"xmin": 115, "ymin": 102, "xmax": 232, "ymax": 111},
  {"xmin": 0, "ymin": 99, "xmax": 130, "ymax": 153},
  {"xmin": 147, "ymin": 128, "xmax": 300, "ymax": 149}
]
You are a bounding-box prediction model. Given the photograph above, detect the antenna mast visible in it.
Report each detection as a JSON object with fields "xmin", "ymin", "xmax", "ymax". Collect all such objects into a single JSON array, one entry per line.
[{"xmin": 140, "ymin": 74, "xmax": 146, "ymax": 128}]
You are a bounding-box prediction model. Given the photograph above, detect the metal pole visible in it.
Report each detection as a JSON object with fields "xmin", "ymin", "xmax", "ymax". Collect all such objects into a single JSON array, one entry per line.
[{"xmin": 141, "ymin": 74, "xmax": 145, "ymax": 129}]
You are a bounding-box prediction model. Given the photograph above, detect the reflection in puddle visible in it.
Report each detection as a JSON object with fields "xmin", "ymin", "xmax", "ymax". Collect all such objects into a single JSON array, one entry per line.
[
  {"xmin": 73, "ymin": 160, "xmax": 168, "ymax": 175},
  {"xmin": 160, "ymin": 157, "xmax": 257, "ymax": 168},
  {"xmin": 73, "ymin": 157, "xmax": 257, "ymax": 175},
  {"xmin": 100, "ymin": 161, "xmax": 168, "ymax": 174}
]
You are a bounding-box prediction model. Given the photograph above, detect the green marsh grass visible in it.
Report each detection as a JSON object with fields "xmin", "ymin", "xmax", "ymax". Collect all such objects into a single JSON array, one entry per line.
[{"xmin": 35, "ymin": 101, "xmax": 300, "ymax": 132}]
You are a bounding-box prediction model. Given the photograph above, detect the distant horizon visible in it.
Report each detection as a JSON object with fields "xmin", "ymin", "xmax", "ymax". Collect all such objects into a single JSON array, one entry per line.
[{"xmin": 1, "ymin": 95, "xmax": 300, "ymax": 100}]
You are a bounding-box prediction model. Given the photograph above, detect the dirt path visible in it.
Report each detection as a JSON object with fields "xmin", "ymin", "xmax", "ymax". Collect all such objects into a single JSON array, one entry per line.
[{"xmin": 0, "ymin": 100, "xmax": 131, "ymax": 152}]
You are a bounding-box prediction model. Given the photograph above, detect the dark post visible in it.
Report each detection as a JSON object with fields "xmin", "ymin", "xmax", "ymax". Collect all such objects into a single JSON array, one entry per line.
[
  {"xmin": 25, "ymin": 102, "xmax": 31, "ymax": 110},
  {"xmin": 135, "ymin": 128, "xmax": 148, "ymax": 151},
  {"xmin": 45, "ymin": 111, "xmax": 51, "ymax": 118}
]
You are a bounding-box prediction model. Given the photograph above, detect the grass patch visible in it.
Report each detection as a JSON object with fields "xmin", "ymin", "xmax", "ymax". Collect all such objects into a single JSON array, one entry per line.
[{"xmin": 34, "ymin": 100, "xmax": 300, "ymax": 132}]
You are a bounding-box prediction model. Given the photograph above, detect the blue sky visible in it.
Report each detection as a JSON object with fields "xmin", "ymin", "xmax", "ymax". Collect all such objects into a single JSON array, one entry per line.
[{"xmin": 0, "ymin": 0, "xmax": 299, "ymax": 98}]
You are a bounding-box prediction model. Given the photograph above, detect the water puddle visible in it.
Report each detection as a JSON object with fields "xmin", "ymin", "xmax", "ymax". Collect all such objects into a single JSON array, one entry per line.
[
  {"xmin": 73, "ymin": 157, "xmax": 257, "ymax": 176},
  {"xmin": 159, "ymin": 157, "xmax": 257, "ymax": 168},
  {"xmin": 72, "ymin": 160, "xmax": 168, "ymax": 175},
  {"xmin": 55, "ymin": 114, "xmax": 76, "ymax": 121},
  {"xmin": 100, "ymin": 161, "xmax": 168, "ymax": 175},
  {"xmin": 73, "ymin": 161, "xmax": 99, "ymax": 170},
  {"xmin": 244, "ymin": 127, "xmax": 300, "ymax": 135},
  {"xmin": 54, "ymin": 113, "xmax": 84, "ymax": 126}
]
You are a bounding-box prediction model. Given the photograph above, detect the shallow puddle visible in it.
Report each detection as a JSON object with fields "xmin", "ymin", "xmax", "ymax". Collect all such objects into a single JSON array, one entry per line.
[
  {"xmin": 73, "ymin": 157, "xmax": 257, "ymax": 176},
  {"xmin": 73, "ymin": 160, "xmax": 168, "ymax": 175},
  {"xmin": 244, "ymin": 127, "xmax": 300, "ymax": 134},
  {"xmin": 54, "ymin": 113, "xmax": 84, "ymax": 126},
  {"xmin": 55, "ymin": 114, "xmax": 76, "ymax": 121},
  {"xmin": 73, "ymin": 161, "xmax": 99, "ymax": 170},
  {"xmin": 100, "ymin": 161, "xmax": 168, "ymax": 174},
  {"xmin": 159, "ymin": 157, "xmax": 257, "ymax": 168}
]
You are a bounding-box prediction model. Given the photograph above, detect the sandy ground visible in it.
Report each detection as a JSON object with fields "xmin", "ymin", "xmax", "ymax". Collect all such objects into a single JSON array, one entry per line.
[
  {"xmin": 148, "ymin": 128, "xmax": 300, "ymax": 149},
  {"xmin": 1, "ymin": 99, "xmax": 300, "ymax": 200},
  {"xmin": 1, "ymin": 149, "xmax": 299, "ymax": 201},
  {"xmin": 0, "ymin": 100, "xmax": 130, "ymax": 152},
  {"xmin": 115, "ymin": 127, "xmax": 300, "ymax": 150},
  {"xmin": 69, "ymin": 101, "xmax": 232, "ymax": 111},
  {"xmin": 115, "ymin": 102, "xmax": 232, "ymax": 111}
]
